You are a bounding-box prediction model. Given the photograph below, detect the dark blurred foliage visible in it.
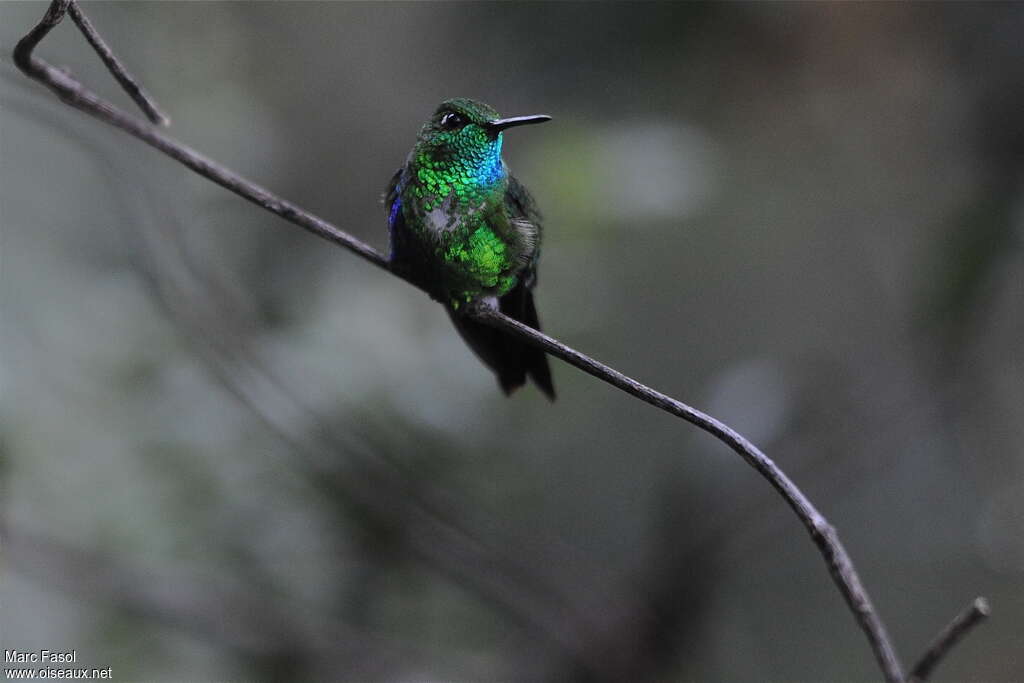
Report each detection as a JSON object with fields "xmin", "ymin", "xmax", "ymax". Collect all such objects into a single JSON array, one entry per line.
[{"xmin": 1, "ymin": 2, "xmax": 1022, "ymax": 681}]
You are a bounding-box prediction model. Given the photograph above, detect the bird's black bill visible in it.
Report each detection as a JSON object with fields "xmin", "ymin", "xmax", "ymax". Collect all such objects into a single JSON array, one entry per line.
[{"xmin": 487, "ymin": 114, "xmax": 552, "ymax": 133}]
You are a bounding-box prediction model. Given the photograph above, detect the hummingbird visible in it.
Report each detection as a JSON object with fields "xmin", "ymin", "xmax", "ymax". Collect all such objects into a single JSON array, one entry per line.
[{"xmin": 385, "ymin": 98, "xmax": 555, "ymax": 399}]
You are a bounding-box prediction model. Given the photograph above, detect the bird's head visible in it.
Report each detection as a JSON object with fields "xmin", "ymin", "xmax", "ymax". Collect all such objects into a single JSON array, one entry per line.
[{"xmin": 413, "ymin": 98, "xmax": 550, "ymax": 180}]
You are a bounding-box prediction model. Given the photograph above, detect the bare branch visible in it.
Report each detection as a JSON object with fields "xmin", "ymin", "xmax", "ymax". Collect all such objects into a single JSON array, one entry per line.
[
  {"xmin": 909, "ymin": 598, "xmax": 990, "ymax": 683},
  {"xmin": 12, "ymin": 2, "xmax": 989, "ymax": 681}
]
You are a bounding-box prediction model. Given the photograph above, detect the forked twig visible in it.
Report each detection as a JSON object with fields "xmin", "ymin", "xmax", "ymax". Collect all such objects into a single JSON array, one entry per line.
[{"xmin": 12, "ymin": 2, "xmax": 992, "ymax": 680}]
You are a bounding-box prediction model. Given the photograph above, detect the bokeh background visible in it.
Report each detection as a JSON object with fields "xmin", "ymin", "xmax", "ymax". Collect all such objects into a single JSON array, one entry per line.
[{"xmin": 2, "ymin": 2, "xmax": 1022, "ymax": 681}]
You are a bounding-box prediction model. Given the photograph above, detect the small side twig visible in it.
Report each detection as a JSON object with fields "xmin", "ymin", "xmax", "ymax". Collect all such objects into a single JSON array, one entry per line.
[
  {"xmin": 909, "ymin": 598, "xmax": 990, "ymax": 683},
  {"xmin": 12, "ymin": 2, "xmax": 994, "ymax": 681},
  {"xmin": 66, "ymin": 1, "xmax": 169, "ymax": 126}
]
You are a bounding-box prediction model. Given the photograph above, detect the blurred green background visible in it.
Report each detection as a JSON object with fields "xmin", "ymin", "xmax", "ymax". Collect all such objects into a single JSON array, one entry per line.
[{"xmin": 2, "ymin": 2, "xmax": 1022, "ymax": 681}]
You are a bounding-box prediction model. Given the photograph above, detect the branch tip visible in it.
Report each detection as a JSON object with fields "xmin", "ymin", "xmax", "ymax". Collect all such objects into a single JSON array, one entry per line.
[{"xmin": 908, "ymin": 597, "xmax": 991, "ymax": 682}]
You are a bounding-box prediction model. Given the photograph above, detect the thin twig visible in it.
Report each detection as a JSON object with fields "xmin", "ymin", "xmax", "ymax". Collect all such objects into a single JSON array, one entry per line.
[
  {"xmin": 11, "ymin": 2, "xmax": 990, "ymax": 681},
  {"xmin": 909, "ymin": 598, "xmax": 990, "ymax": 683},
  {"xmin": 66, "ymin": 1, "xmax": 170, "ymax": 126}
]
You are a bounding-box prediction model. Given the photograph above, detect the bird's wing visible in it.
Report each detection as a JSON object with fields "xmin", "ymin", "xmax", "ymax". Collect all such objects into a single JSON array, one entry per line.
[
  {"xmin": 384, "ymin": 167, "xmax": 406, "ymax": 263},
  {"xmin": 504, "ymin": 174, "xmax": 543, "ymax": 281},
  {"xmin": 491, "ymin": 175, "xmax": 553, "ymax": 398},
  {"xmin": 384, "ymin": 167, "xmax": 403, "ymax": 224},
  {"xmin": 505, "ymin": 173, "xmax": 542, "ymax": 227}
]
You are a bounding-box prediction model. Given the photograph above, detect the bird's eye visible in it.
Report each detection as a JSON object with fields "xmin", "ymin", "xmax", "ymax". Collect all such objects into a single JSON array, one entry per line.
[{"xmin": 439, "ymin": 112, "xmax": 465, "ymax": 130}]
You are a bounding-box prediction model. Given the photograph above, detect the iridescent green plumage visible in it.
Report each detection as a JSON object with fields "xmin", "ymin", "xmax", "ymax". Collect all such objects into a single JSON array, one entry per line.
[{"xmin": 386, "ymin": 98, "xmax": 554, "ymax": 398}]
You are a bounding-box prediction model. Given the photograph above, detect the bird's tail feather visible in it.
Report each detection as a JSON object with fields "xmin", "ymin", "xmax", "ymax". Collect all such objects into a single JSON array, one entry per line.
[{"xmin": 448, "ymin": 285, "xmax": 555, "ymax": 400}]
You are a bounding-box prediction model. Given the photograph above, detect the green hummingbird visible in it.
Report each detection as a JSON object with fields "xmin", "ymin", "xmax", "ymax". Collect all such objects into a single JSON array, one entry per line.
[{"xmin": 385, "ymin": 98, "xmax": 555, "ymax": 399}]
